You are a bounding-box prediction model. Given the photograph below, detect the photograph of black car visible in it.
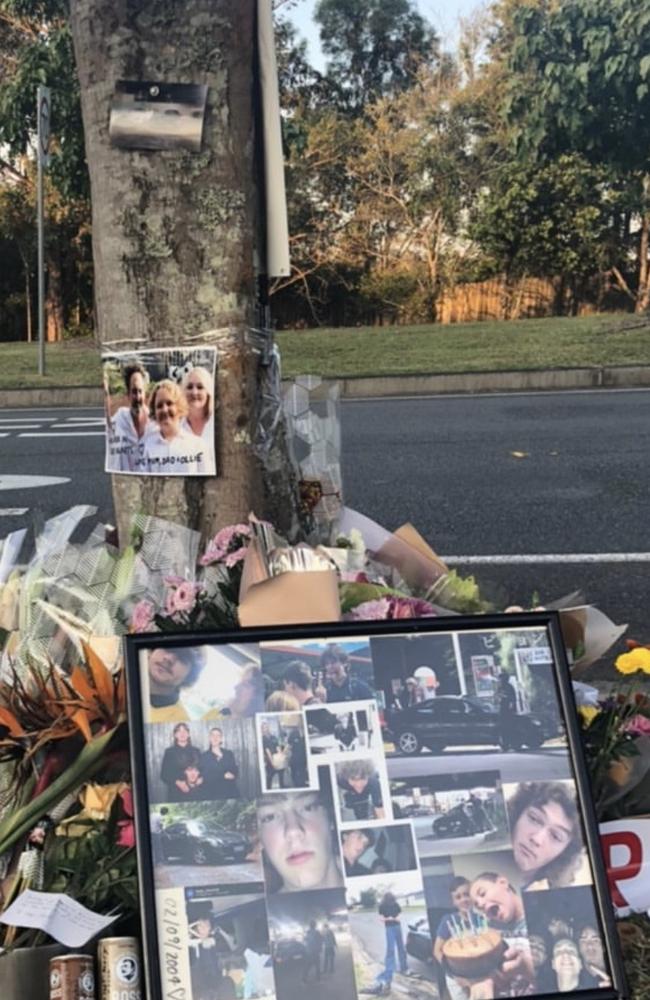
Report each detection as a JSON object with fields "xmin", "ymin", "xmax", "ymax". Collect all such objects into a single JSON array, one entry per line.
[
  {"xmin": 152, "ymin": 801, "xmax": 263, "ymax": 890},
  {"xmin": 385, "ymin": 694, "xmax": 546, "ymax": 756},
  {"xmin": 162, "ymin": 819, "xmax": 249, "ymax": 864},
  {"xmin": 405, "ymin": 914, "xmax": 434, "ymax": 967},
  {"xmin": 391, "ymin": 771, "xmax": 510, "ymax": 857}
]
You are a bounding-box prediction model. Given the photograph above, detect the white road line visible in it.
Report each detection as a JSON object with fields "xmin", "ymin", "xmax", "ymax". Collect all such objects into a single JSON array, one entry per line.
[
  {"xmin": 0, "ymin": 475, "xmax": 70, "ymax": 490},
  {"xmin": 18, "ymin": 431, "xmax": 105, "ymax": 438},
  {"xmin": 66, "ymin": 416, "xmax": 105, "ymax": 421},
  {"xmin": 0, "ymin": 416, "xmax": 57, "ymax": 422},
  {"xmin": 445, "ymin": 553, "xmax": 650, "ymax": 565},
  {"xmin": 0, "ymin": 433, "xmax": 8, "ymax": 438},
  {"xmin": 0, "ymin": 508, "xmax": 28, "ymax": 516},
  {"xmin": 0, "ymin": 425, "xmax": 42, "ymax": 430},
  {"xmin": 51, "ymin": 423, "xmax": 104, "ymax": 429}
]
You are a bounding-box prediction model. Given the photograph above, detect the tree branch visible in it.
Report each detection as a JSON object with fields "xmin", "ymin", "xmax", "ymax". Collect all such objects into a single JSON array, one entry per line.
[
  {"xmin": 0, "ymin": 158, "xmax": 28, "ymax": 185},
  {"xmin": 609, "ymin": 266, "xmax": 637, "ymax": 303}
]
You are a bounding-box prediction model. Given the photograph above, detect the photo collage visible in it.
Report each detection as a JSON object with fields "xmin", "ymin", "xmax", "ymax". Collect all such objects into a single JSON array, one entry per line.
[{"xmin": 138, "ymin": 625, "xmax": 615, "ymax": 1000}]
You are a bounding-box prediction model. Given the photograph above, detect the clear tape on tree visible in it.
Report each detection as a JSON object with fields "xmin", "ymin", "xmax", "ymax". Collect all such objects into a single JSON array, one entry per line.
[
  {"xmin": 282, "ymin": 375, "xmax": 343, "ymax": 542},
  {"xmin": 251, "ymin": 340, "xmax": 284, "ymax": 462}
]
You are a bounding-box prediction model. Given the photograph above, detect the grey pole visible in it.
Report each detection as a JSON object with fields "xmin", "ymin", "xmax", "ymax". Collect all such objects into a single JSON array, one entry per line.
[
  {"xmin": 37, "ymin": 139, "xmax": 45, "ymax": 375},
  {"xmin": 36, "ymin": 85, "xmax": 50, "ymax": 376}
]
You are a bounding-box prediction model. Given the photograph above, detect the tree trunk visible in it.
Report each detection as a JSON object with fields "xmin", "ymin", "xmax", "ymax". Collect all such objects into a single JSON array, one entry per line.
[
  {"xmin": 23, "ymin": 260, "xmax": 32, "ymax": 343},
  {"xmin": 45, "ymin": 246, "xmax": 65, "ymax": 342},
  {"xmin": 635, "ymin": 174, "xmax": 650, "ymax": 313},
  {"xmin": 69, "ymin": 0, "xmax": 299, "ymax": 544}
]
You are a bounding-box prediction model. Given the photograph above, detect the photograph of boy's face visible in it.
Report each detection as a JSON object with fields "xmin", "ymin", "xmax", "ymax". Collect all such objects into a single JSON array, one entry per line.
[
  {"xmin": 341, "ymin": 830, "xmax": 371, "ymax": 869},
  {"xmin": 450, "ymin": 880, "xmax": 472, "ymax": 914},
  {"xmin": 579, "ymin": 925, "xmax": 605, "ymax": 970},
  {"xmin": 336, "ymin": 759, "xmax": 385, "ymax": 822},
  {"xmin": 470, "ymin": 874, "xmax": 520, "ymax": 925},
  {"xmin": 340, "ymin": 824, "xmax": 417, "ymax": 878},
  {"xmin": 257, "ymin": 789, "xmax": 342, "ymax": 894},
  {"xmin": 552, "ymin": 937, "xmax": 582, "ymax": 984},
  {"xmin": 149, "ymin": 648, "xmax": 194, "ymax": 693}
]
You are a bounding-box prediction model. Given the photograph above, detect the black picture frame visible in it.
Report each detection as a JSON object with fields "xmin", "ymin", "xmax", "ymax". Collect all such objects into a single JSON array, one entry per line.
[{"xmin": 125, "ymin": 611, "xmax": 628, "ymax": 1000}]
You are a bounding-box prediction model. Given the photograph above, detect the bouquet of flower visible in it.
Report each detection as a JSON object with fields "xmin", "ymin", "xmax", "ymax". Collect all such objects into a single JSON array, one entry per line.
[
  {"xmin": 577, "ymin": 642, "xmax": 650, "ymax": 821},
  {"xmin": 0, "ymin": 503, "xmax": 635, "ymax": 966},
  {"xmin": 0, "ymin": 642, "xmax": 136, "ymax": 949}
]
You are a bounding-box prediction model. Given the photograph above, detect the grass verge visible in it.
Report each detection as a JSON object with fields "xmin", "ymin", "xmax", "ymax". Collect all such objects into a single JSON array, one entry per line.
[{"xmin": 1, "ymin": 313, "xmax": 649, "ymax": 389}]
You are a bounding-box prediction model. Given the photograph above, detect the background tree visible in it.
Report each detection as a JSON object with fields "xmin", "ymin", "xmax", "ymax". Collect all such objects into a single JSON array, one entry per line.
[
  {"xmin": 314, "ymin": 0, "xmax": 439, "ymax": 112},
  {"xmin": 496, "ymin": 0, "xmax": 650, "ymax": 311},
  {"xmin": 470, "ymin": 154, "xmax": 622, "ymax": 314},
  {"xmin": 0, "ymin": 0, "xmax": 92, "ymax": 339},
  {"xmin": 343, "ymin": 64, "xmax": 477, "ymax": 322},
  {"xmin": 68, "ymin": 0, "xmax": 300, "ymax": 541}
]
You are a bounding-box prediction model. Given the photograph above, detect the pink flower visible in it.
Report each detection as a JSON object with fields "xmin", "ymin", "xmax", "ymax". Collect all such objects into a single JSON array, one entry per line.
[
  {"xmin": 116, "ymin": 788, "xmax": 135, "ymax": 849},
  {"xmin": 625, "ymin": 714, "xmax": 650, "ymax": 737},
  {"xmin": 200, "ymin": 541, "xmax": 226, "ymax": 566},
  {"xmin": 200, "ymin": 523, "xmax": 251, "ymax": 565},
  {"xmin": 174, "ymin": 580, "xmax": 201, "ymax": 612},
  {"xmin": 131, "ymin": 599, "xmax": 155, "ymax": 633},
  {"xmin": 346, "ymin": 598, "xmax": 392, "ymax": 620},
  {"xmin": 224, "ymin": 546, "xmax": 248, "ymax": 568},
  {"xmin": 163, "ymin": 574, "xmax": 185, "ymax": 587},
  {"xmin": 389, "ymin": 596, "xmax": 438, "ymax": 619}
]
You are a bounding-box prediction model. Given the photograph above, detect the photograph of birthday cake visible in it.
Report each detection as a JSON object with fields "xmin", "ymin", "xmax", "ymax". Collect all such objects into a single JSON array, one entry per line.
[{"xmin": 442, "ymin": 915, "xmax": 506, "ymax": 981}]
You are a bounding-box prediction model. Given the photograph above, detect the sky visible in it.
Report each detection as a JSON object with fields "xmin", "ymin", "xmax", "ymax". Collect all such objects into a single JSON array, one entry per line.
[{"xmin": 286, "ymin": 0, "xmax": 486, "ymax": 69}]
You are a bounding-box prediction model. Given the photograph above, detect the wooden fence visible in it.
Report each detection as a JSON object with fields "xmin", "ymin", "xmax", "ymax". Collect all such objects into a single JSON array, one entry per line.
[{"xmin": 435, "ymin": 276, "xmax": 598, "ymax": 325}]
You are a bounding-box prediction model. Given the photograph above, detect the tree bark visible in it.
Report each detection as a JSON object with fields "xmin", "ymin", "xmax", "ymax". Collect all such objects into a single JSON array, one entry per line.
[
  {"xmin": 23, "ymin": 260, "xmax": 32, "ymax": 343},
  {"xmin": 45, "ymin": 246, "xmax": 65, "ymax": 341},
  {"xmin": 69, "ymin": 0, "xmax": 299, "ymax": 544}
]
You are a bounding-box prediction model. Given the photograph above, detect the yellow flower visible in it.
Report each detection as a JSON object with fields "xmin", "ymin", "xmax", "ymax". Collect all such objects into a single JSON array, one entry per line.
[
  {"xmin": 578, "ymin": 706, "xmax": 600, "ymax": 727},
  {"xmin": 616, "ymin": 648, "xmax": 650, "ymax": 675}
]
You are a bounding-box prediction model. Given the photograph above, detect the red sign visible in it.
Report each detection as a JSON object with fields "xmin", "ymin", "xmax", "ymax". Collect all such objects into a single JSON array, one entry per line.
[{"xmin": 600, "ymin": 818, "xmax": 650, "ymax": 915}]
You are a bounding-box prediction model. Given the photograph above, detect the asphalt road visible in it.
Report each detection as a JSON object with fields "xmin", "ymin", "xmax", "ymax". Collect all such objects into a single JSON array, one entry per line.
[
  {"xmin": 154, "ymin": 859, "xmax": 263, "ymax": 890},
  {"xmin": 272, "ymin": 937, "xmax": 357, "ymax": 1000},
  {"xmin": 1, "ymin": 388, "xmax": 649, "ymax": 646},
  {"xmin": 386, "ymin": 748, "xmax": 572, "ymax": 783},
  {"xmin": 412, "ymin": 824, "xmax": 510, "ymax": 859}
]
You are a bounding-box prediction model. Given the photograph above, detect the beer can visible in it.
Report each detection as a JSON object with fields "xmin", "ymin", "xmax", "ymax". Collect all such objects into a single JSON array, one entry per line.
[
  {"xmin": 49, "ymin": 954, "xmax": 95, "ymax": 1000},
  {"xmin": 98, "ymin": 937, "xmax": 142, "ymax": 1000}
]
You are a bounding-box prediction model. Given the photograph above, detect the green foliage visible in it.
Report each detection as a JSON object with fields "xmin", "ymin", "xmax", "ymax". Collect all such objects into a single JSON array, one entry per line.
[
  {"xmin": 471, "ymin": 153, "xmax": 621, "ymax": 284},
  {"xmin": 428, "ymin": 570, "xmax": 492, "ymax": 615},
  {"xmin": 0, "ymin": 2, "xmax": 88, "ymax": 199},
  {"xmin": 163, "ymin": 800, "xmax": 257, "ymax": 831},
  {"xmin": 500, "ymin": 0, "xmax": 650, "ymax": 172},
  {"xmin": 0, "ymin": 0, "xmax": 92, "ymax": 340},
  {"xmin": 359, "ymin": 887, "xmax": 377, "ymax": 908},
  {"xmin": 46, "ymin": 805, "xmax": 138, "ymax": 917},
  {"xmin": 314, "ymin": 0, "xmax": 439, "ymax": 112}
]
